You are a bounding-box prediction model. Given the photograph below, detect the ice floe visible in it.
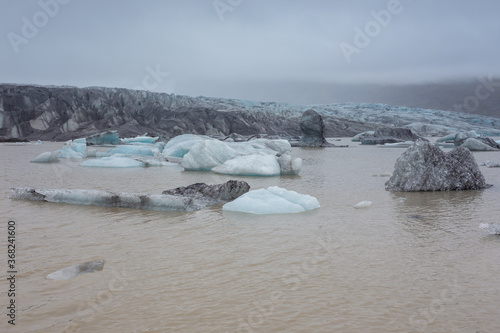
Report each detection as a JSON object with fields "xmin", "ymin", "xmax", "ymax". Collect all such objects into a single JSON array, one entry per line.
[{"xmin": 222, "ymin": 186, "xmax": 319, "ymax": 214}]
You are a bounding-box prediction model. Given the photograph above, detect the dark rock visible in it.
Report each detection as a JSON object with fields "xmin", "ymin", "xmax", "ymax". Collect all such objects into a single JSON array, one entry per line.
[
  {"xmin": 162, "ymin": 180, "xmax": 250, "ymax": 204},
  {"xmin": 292, "ymin": 109, "xmax": 347, "ymax": 147},
  {"xmin": 385, "ymin": 139, "xmax": 490, "ymax": 191},
  {"xmin": 0, "ymin": 136, "xmax": 29, "ymax": 142},
  {"xmin": 361, "ymin": 128, "xmax": 426, "ymax": 145},
  {"xmin": 299, "ymin": 109, "xmax": 326, "ymax": 146}
]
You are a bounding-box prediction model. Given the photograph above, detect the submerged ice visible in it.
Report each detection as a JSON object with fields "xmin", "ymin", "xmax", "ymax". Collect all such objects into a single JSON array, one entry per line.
[{"xmin": 46, "ymin": 259, "xmax": 105, "ymax": 280}]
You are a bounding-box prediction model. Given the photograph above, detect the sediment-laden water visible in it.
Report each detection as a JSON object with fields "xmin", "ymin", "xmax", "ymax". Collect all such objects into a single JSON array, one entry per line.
[{"xmin": 1, "ymin": 140, "xmax": 499, "ymax": 332}]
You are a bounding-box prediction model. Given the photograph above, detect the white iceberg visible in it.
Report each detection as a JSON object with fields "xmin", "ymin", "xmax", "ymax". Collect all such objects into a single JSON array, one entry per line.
[
  {"xmin": 213, "ymin": 154, "xmax": 281, "ymax": 176},
  {"xmin": 30, "ymin": 151, "xmax": 60, "ymax": 163},
  {"xmin": 353, "ymin": 201, "xmax": 372, "ymax": 208},
  {"xmin": 121, "ymin": 136, "xmax": 159, "ymax": 144},
  {"xmin": 58, "ymin": 145, "xmax": 85, "ymax": 159},
  {"xmin": 106, "ymin": 144, "xmax": 156, "ymax": 156},
  {"xmin": 181, "ymin": 140, "xmax": 239, "ymax": 170},
  {"xmin": 278, "ymin": 153, "xmax": 302, "ymax": 175},
  {"xmin": 87, "ymin": 131, "xmax": 120, "ymax": 145},
  {"xmin": 479, "ymin": 223, "xmax": 500, "ymax": 235},
  {"xmin": 162, "ymin": 134, "xmax": 212, "ymax": 158},
  {"xmin": 46, "ymin": 259, "xmax": 104, "ymax": 280},
  {"xmin": 222, "ymin": 186, "xmax": 320, "ymax": 214},
  {"xmin": 81, "ymin": 156, "xmax": 145, "ymax": 168}
]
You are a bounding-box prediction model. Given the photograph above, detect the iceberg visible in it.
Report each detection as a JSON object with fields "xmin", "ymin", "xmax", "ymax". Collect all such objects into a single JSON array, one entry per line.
[
  {"xmin": 106, "ymin": 144, "xmax": 157, "ymax": 156},
  {"xmin": 58, "ymin": 144, "xmax": 85, "ymax": 159},
  {"xmin": 479, "ymin": 223, "xmax": 500, "ymax": 235},
  {"xmin": 460, "ymin": 138, "xmax": 499, "ymax": 151},
  {"xmin": 81, "ymin": 156, "xmax": 145, "ymax": 168},
  {"xmin": 222, "ymin": 186, "xmax": 320, "ymax": 214},
  {"xmin": 480, "ymin": 161, "xmax": 500, "ymax": 168},
  {"xmin": 87, "ymin": 131, "xmax": 120, "ymax": 145},
  {"xmin": 352, "ymin": 131, "xmax": 375, "ymax": 142},
  {"xmin": 353, "ymin": 201, "xmax": 372, "ymax": 208},
  {"xmin": 46, "ymin": 259, "xmax": 104, "ymax": 280},
  {"xmin": 10, "ymin": 180, "xmax": 250, "ymax": 212},
  {"xmin": 162, "ymin": 134, "xmax": 212, "ymax": 158},
  {"xmin": 212, "ymin": 154, "xmax": 281, "ymax": 176},
  {"xmin": 277, "ymin": 153, "xmax": 302, "ymax": 175},
  {"xmin": 181, "ymin": 140, "xmax": 239, "ymax": 171},
  {"xmin": 30, "ymin": 151, "xmax": 60, "ymax": 163},
  {"xmin": 121, "ymin": 135, "xmax": 159, "ymax": 144}
]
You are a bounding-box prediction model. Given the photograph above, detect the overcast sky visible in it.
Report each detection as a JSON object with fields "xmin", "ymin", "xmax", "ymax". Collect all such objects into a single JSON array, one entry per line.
[{"xmin": 2, "ymin": 0, "xmax": 500, "ymax": 102}]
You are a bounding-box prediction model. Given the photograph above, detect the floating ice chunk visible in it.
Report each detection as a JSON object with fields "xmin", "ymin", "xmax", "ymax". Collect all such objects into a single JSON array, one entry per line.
[
  {"xmin": 59, "ymin": 145, "xmax": 85, "ymax": 159},
  {"xmin": 278, "ymin": 153, "xmax": 302, "ymax": 175},
  {"xmin": 479, "ymin": 223, "xmax": 500, "ymax": 235},
  {"xmin": 81, "ymin": 156, "xmax": 145, "ymax": 168},
  {"xmin": 353, "ymin": 201, "xmax": 372, "ymax": 208},
  {"xmin": 223, "ymin": 186, "xmax": 320, "ymax": 214},
  {"xmin": 121, "ymin": 136, "xmax": 159, "ymax": 144},
  {"xmin": 247, "ymin": 138, "xmax": 291, "ymax": 155},
  {"xmin": 212, "ymin": 154, "xmax": 280, "ymax": 176},
  {"xmin": 87, "ymin": 131, "xmax": 120, "ymax": 145},
  {"xmin": 181, "ymin": 140, "xmax": 239, "ymax": 170},
  {"xmin": 107, "ymin": 145, "xmax": 156, "ymax": 156},
  {"xmin": 46, "ymin": 259, "xmax": 105, "ymax": 280},
  {"xmin": 11, "ymin": 188, "xmax": 193, "ymax": 211},
  {"xmin": 352, "ymin": 131, "xmax": 375, "ymax": 142},
  {"xmin": 461, "ymin": 138, "xmax": 499, "ymax": 151},
  {"xmin": 162, "ymin": 134, "xmax": 213, "ymax": 157},
  {"xmin": 480, "ymin": 161, "xmax": 500, "ymax": 168},
  {"xmin": 30, "ymin": 151, "xmax": 60, "ymax": 163},
  {"xmin": 70, "ymin": 138, "xmax": 87, "ymax": 156},
  {"xmin": 35, "ymin": 140, "xmax": 43, "ymax": 145},
  {"xmin": 266, "ymin": 186, "xmax": 320, "ymax": 210}
]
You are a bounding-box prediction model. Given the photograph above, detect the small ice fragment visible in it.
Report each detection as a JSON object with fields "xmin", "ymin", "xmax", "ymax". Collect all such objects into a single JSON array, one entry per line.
[
  {"xmin": 46, "ymin": 259, "xmax": 105, "ymax": 280},
  {"xmin": 353, "ymin": 201, "xmax": 372, "ymax": 208}
]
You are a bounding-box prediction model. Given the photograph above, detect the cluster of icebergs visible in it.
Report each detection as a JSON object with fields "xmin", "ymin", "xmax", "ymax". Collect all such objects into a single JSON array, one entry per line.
[
  {"xmin": 25, "ymin": 134, "xmax": 315, "ymax": 215},
  {"xmin": 31, "ymin": 134, "xmax": 302, "ymax": 177}
]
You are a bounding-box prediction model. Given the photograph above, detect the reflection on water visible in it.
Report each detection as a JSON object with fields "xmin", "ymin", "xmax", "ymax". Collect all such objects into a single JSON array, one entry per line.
[{"xmin": 1, "ymin": 140, "xmax": 499, "ymax": 332}]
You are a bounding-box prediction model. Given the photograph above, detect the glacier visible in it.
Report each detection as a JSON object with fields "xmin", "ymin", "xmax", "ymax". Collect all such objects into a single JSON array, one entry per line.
[
  {"xmin": 3, "ymin": 84, "xmax": 500, "ymax": 141},
  {"xmin": 222, "ymin": 186, "xmax": 320, "ymax": 214}
]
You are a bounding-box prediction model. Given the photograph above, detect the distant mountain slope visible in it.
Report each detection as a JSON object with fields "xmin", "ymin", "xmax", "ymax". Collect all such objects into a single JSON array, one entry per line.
[{"xmin": 1, "ymin": 84, "xmax": 499, "ymax": 141}]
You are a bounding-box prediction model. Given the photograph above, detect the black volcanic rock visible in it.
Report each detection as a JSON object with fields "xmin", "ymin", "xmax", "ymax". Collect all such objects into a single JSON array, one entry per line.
[
  {"xmin": 385, "ymin": 140, "xmax": 490, "ymax": 191},
  {"xmin": 361, "ymin": 128, "xmax": 426, "ymax": 145},
  {"xmin": 162, "ymin": 180, "xmax": 250, "ymax": 204},
  {"xmin": 293, "ymin": 109, "xmax": 339, "ymax": 147}
]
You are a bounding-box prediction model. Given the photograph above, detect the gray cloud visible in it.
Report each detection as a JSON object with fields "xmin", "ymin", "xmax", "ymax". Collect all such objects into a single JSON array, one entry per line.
[{"xmin": 1, "ymin": 0, "xmax": 499, "ymax": 102}]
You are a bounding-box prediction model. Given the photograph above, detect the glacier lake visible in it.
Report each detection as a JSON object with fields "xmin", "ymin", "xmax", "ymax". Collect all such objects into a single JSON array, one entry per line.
[{"xmin": 2, "ymin": 139, "xmax": 500, "ymax": 332}]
